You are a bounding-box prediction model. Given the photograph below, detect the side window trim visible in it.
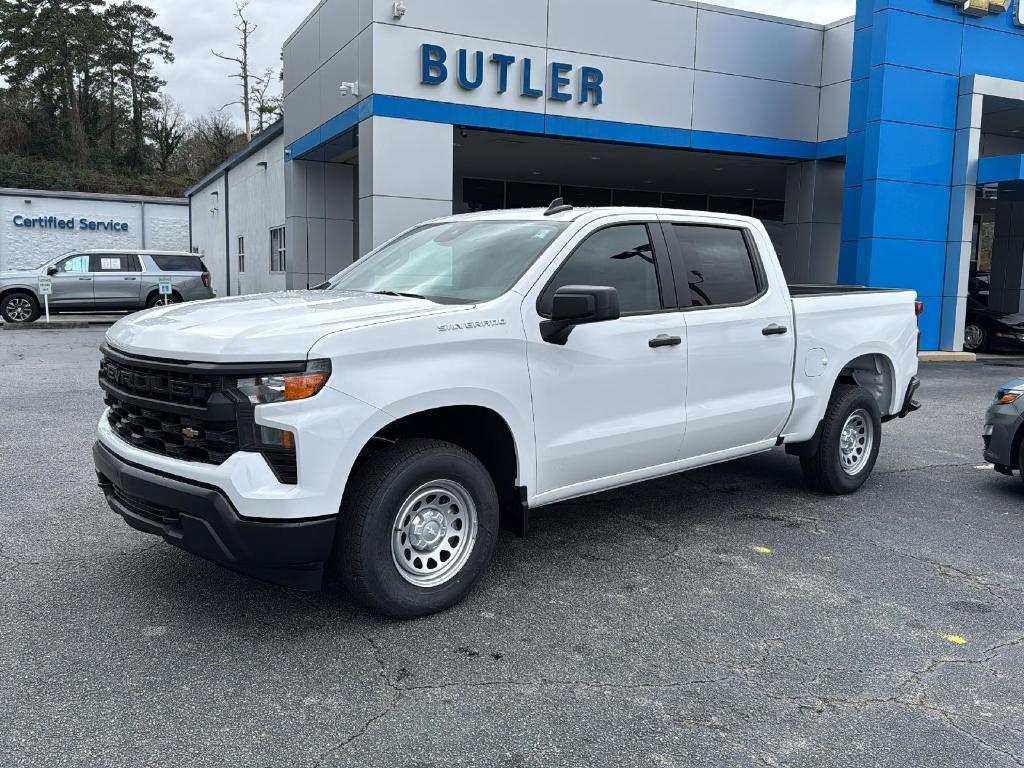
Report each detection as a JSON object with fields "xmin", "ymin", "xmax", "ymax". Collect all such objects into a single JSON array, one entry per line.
[
  {"xmin": 536, "ymin": 221, "xmax": 679, "ymax": 318},
  {"xmin": 660, "ymin": 222, "xmax": 768, "ymax": 312}
]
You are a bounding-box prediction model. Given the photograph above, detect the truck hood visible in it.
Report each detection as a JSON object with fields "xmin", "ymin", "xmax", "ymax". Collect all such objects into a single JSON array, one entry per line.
[{"xmin": 105, "ymin": 290, "xmax": 457, "ymax": 362}]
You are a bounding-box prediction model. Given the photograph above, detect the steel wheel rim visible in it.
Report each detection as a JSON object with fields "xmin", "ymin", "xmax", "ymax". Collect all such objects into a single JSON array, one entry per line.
[
  {"xmin": 964, "ymin": 324, "xmax": 983, "ymax": 351},
  {"xmin": 839, "ymin": 409, "xmax": 874, "ymax": 476},
  {"xmin": 6, "ymin": 297, "xmax": 32, "ymax": 322},
  {"xmin": 391, "ymin": 479, "xmax": 478, "ymax": 588}
]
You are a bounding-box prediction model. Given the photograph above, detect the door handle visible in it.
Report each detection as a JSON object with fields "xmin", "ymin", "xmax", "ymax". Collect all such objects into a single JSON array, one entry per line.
[
  {"xmin": 123, "ymin": 277, "xmax": 137, "ymax": 280},
  {"xmin": 762, "ymin": 324, "xmax": 788, "ymax": 336},
  {"xmin": 78, "ymin": 277, "xmax": 92, "ymax": 281},
  {"xmin": 649, "ymin": 334, "xmax": 682, "ymax": 348}
]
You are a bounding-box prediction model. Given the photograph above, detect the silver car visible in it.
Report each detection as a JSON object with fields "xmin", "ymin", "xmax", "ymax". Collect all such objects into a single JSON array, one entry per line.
[{"xmin": 0, "ymin": 249, "xmax": 215, "ymax": 323}]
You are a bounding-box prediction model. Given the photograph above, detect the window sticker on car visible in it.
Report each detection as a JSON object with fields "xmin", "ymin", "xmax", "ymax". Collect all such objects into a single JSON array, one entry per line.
[{"xmin": 101, "ymin": 258, "xmax": 120, "ymax": 270}]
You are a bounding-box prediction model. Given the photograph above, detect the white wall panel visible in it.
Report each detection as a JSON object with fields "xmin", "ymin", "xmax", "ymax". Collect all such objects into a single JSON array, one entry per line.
[
  {"xmin": 369, "ymin": 0, "xmax": 548, "ymax": 47},
  {"xmin": 821, "ymin": 21, "xmax": 854, "ymax": 86},
  {"xmin": 818, "ymin": 81, "xmax": 850, "ymax": 142},
  {"xmin": 372, "ymin": 25, "xmax": 550, "ymax": 115},
  {"xmin": 695, "ymin": 9, "xmax": 822, "ymax": 87},
  {"xmin": 547, "ymin": 0, "xmax": 696, "ymax": 69},
  {"xmin": 545, "ymin": 52, "xmax": 695, "ymax": 130},
  {"xmin": 284, "ymin": 17, "xmax": 320, "ymax": 96},
  {"xmin": 283, "ymin": 73, "xmax": 322, "ymax": 145},
  {"xmin": 692, "ymin": 70, "xmax": 819, "ymax": 142},
  {"xmin": 318, "ymin": 0, "xmax": 362, "ymax": 66},
  {"xmin": 359, "ymin": 117, "xmax": 453, "ymax": 201},
  {"xmin": 319, "ymin": 28, "xmax": 373, "ymax": 126}
]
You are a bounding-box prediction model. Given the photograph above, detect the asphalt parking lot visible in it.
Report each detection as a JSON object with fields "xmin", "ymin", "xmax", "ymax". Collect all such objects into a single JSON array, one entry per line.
[{"xmin": 2, "ymin": 328, "xmax": 1023, "ymax": 768}]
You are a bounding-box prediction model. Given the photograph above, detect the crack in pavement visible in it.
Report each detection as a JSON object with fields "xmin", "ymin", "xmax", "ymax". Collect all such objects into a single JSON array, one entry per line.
[{"xmin": 880, "ymin": 545, "xmax": 1021, "ymax": 598}]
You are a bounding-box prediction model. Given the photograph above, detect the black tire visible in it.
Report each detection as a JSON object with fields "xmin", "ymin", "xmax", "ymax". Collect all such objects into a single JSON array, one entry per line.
[
  {"xmin": 800, "ymin": 384, "xmax": 882, "ymax": 495},
  {"xmin": 1, "ymin": 291, "xmax": 40, "ymax": 323},
  {"xmin": 333, "ymin": 438, "xmax": 499, "ymax": 619},
  {"xmin": 146, "ymin": 291, "xmax": 182, "ymax": 308},
  {"xmin": 964, "ymin": 322, "xmax": 987, "ymax": 353}
]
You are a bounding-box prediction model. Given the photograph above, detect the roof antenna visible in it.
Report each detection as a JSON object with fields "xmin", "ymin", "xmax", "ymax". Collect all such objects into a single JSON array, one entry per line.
[{"xmin": 544, "ymin": 197, "xmax": 573, "ymax": 216}]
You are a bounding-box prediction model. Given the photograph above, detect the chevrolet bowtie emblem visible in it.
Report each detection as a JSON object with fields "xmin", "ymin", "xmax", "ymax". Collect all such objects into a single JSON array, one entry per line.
[
  {"xmin": 939, "ymin": 0, "xmax": 1010, "ymax": 16},
  {"xmin": 181, "ymin": 427, "xmax": 200, "ymax": 439}
]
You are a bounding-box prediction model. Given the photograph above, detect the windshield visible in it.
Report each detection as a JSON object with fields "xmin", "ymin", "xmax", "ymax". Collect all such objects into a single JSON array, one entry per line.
[{"xmin": 329, "ymin": 220, "xmax": 567, "ymax": 303}]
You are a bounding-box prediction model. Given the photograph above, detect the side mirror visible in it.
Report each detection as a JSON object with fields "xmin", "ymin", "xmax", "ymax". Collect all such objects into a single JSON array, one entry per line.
[
  {"xmin": 540, "ymin": 285, "xmax": 620, "ymax": 345},
  {"xmin": 46, "ymin": 266, "xmax": 58, "ymax": 276}
]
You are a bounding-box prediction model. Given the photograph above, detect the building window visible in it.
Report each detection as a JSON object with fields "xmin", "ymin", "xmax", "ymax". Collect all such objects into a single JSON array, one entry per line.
[
  {"xmin": 270, "ymin": 226, "xmax": 286, "ymax": 272},
  {"xmin": 237, "ymin": 236, "xmax": 245, "ymax": 273}
]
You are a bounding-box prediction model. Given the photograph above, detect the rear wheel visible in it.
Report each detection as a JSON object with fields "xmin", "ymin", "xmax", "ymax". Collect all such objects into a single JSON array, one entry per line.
[
  {"xmin": 1, "ymin": 292, "xmax": 40, "ymax": 323},
  {"xmin": 333, "ymin": 438, "xmax": 499, "ymax": 618},
  {"xmin": 964, "ymin": 322, "xmax": 987, "ymax": 352},
  {"xmin": 146, "ymin": 292, "xmax": 182, "ymax": 308},
  {"xmin": 801, "ymin": 384, "xmax": 882, "ymax": 494}
]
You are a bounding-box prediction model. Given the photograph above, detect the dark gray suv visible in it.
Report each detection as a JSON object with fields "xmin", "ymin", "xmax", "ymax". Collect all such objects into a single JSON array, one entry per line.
[
  {"xmin": 984, "ymin": 377, "xmax": 1024, "ymax": 482},
  {"xmin": 0, "ymin": 250, "xmax": 215, "ymax": 323}
]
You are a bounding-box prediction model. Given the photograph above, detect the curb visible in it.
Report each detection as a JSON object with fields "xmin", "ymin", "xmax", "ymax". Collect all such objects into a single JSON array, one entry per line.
[{"xmin": 918, "ymin": 351, "xmax": 976, "ymax": 363}]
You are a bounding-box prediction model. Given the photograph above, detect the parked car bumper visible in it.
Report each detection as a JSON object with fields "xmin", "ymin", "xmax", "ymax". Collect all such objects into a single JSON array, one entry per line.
[
  {"xmin": 988, "ymin": 330, "xmax": 1024, "ymax": 352},
  {"xmin": 93, "ymin": 440, "xmax": 337, "ymax": 590},
  {"xmin": 983, "ymin": 401, "xmax": 1023, "ymax": 469}
]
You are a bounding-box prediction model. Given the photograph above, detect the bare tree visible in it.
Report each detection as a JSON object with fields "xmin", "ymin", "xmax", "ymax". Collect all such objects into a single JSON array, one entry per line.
[
  {"xmin": 211, "ymin": 0, "xmax": 256, "ymax": 141},
  {"xmin": 151, "ymin": 94, "xmax": 185, "ymax": 172}
]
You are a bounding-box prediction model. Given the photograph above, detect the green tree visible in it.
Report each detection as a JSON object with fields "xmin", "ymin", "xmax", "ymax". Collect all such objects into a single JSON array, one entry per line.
[
  {"xmin": 0, "ymin": 0, "xmax": 104, "ymax": 164},
  {"xmin": 104, "ymin": 1, "xmax": 173, "ymax": 169}
]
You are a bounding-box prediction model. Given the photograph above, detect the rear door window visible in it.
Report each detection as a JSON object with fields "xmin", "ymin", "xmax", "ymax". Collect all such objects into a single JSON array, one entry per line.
[
  {"xmin": 90, "ymin": 254, "xmax": 140, "ymax": 272},
  {"xmin": 669, "ymin": 225, "xmax": 762, "ymax": 308},
  {"xmin": 151, "ymin": 254, "xmax": 205, "ymax": 272}
]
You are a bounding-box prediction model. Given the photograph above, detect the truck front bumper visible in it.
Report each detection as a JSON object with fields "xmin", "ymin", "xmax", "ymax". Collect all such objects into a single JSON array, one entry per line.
[{"xmin": 93, "ymin": 441, "xmax": 337, "ymax": 590}]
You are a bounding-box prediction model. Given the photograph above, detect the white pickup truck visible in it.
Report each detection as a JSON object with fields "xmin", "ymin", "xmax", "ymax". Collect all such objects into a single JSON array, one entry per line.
[{"xmin": 93, "ymin": 203, "xmax": 921, "ymax": 617}]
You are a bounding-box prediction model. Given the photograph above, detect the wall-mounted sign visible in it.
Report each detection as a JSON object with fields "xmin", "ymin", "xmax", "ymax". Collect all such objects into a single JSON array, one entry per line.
[
  {"xmin": 420, "ymin": 43, "xmax": 604, "ymax": 105},
  {"xmin": 12, "ymin": 215, "xmax": 130, "ymax": 232},
  {"xmin": 938, "ymin": 0, "xmax": 1010, "ymax": 17}
]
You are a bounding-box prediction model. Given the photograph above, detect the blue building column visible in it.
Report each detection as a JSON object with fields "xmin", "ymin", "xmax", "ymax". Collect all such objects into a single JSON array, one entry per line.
[{"xmin": 840, "ymin": 0, "xmax": 964, "ymax": 350}]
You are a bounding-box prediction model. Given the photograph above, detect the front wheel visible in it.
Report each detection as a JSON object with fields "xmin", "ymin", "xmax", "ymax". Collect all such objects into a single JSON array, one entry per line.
[
  {"xmin": 800, "ymin": 384, "xmax": 882, "ymax": 494},
  {"xmin": 333, "ymin": 438, "xmax": 499, "ymax": 618},
  {"xmin": 1, "ymin": 292, "xmax": 40, "ymax": 323}
]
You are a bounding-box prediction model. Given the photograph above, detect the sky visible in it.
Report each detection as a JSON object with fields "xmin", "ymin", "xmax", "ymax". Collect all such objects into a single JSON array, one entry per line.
[{"xmin": 144, "ymin": 0, "xmax": 856, "ymax": 121}]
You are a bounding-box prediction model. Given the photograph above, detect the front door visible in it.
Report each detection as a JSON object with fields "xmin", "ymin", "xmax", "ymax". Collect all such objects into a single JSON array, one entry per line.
[
  {"xmin": 49, "ymin": 254, "xmax": 93, "ymax": 307},
  {"xmin": 525, "ymin": 220, "xmax": 688, "ymax": 498},
  {"xmin": 90, "ymin": 254, "xmax": 143, "ymax": 308},
  {"xmin": 662, "ymin": 220, "xmax": 796, "ymax": 460}
]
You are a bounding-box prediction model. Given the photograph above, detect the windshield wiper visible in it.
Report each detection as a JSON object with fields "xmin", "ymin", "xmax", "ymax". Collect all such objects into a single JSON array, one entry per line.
[{"xmin": 367, "ymin": 290, "xmax": 430, "ymax": 300}]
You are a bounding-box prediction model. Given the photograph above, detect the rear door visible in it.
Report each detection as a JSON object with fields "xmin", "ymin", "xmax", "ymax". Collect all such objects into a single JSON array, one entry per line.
[
  {"xmin": 91, "ymin": 254, "xmax": 143, "ymax": 308},
  {"xmin": 49, "ymin": 253, "xmax": 94, "ymax": 307},
  {"xmin": 662, "ymin": 220, "xmax": 795, "ymax": 460}
]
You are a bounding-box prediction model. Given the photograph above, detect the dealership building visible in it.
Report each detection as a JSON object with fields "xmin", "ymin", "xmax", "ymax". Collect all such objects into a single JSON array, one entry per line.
[
  {"xmin": 186, "ymin": 0, "xmax": 1024, "ymax": 350},
  {"xmin": 1, "ymin": 189, "xmax": 188, "ymax": 273}
]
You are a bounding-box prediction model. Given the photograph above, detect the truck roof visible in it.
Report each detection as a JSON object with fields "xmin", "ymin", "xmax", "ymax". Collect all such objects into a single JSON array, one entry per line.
[
  {"xmin": 66, "ymin": 249, "xmax": 197, "ymax": 256},
  {"xmin": 441, "ymin": 206, "xmax": 762, "ymax": 228}
]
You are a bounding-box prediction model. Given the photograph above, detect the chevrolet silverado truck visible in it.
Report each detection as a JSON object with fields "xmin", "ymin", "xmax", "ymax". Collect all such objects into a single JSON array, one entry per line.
[{"xmin": 93, "ymin": 203, "xmax": 922, "ymax": 618}]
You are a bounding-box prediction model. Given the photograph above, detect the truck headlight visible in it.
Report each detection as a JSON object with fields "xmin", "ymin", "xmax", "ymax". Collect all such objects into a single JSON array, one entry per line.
[
  {"xmin": 236, "ymin": 360, "xmax": 331, "ymax": 405},
  {"xmin": 995, "ymin": 386, "xmax": 1023, "ymax": 405}
]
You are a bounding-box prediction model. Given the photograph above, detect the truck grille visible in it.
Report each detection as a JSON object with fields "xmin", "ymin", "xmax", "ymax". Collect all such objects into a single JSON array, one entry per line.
[
  {"xmin": 104, "ymin": 393, "xmax": 238, "ymax": 464},
  {"xmin": 98, "ymin": 346, "xmax": 300, "ymax": 482},
  {"xmin": 99, "ymin": 355, "xmax": 218, "ymax": 407}
]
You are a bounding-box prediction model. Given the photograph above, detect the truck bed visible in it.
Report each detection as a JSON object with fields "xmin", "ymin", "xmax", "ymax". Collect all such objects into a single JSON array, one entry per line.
[{"xmin": 788, "ymin": 284, "xmax": 907, "ymax": 298}]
